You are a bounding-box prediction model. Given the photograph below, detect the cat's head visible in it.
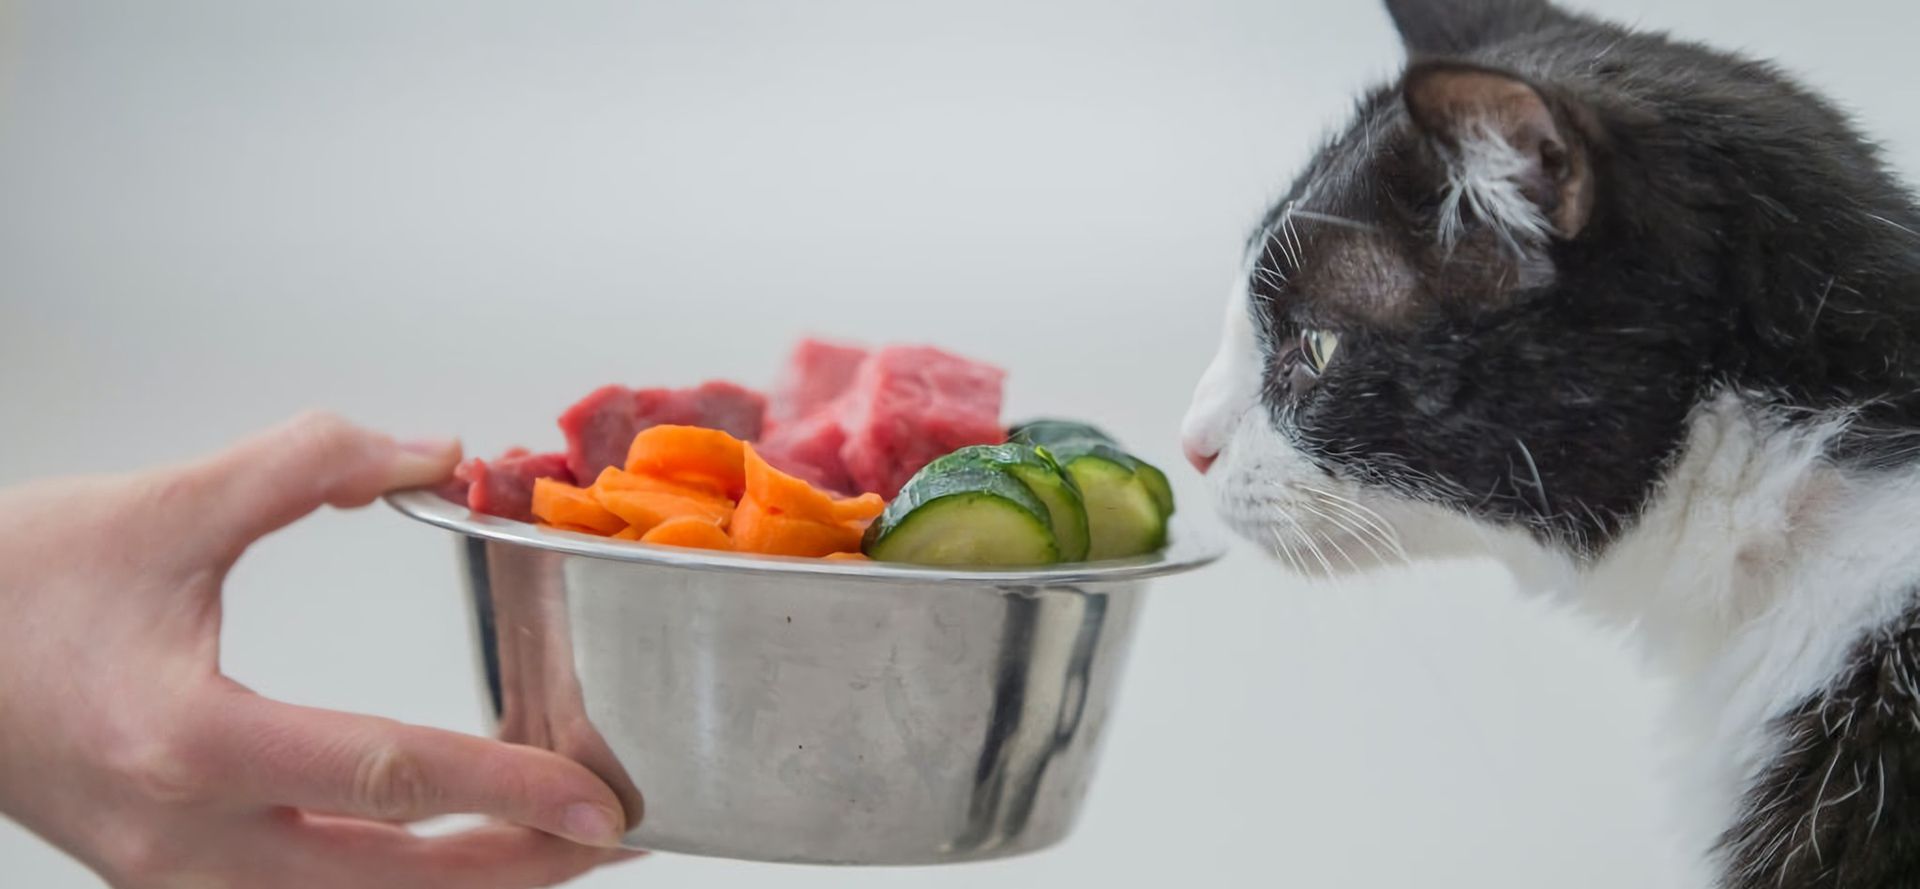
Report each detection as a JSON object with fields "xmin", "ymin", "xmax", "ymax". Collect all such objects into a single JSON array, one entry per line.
[{"xmin": 1181, "ymin": 0, "xmax": 1920, "ymax": 574}]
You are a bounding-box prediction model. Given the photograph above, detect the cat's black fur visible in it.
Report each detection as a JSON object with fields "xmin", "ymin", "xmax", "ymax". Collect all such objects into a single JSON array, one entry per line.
[
  {"xmin": 1252, "ymin": 1, "xmax": 1920, "ymax": 553},
  {"xmin": 1251, "ymin": 1, "xmax": 1920, "ymax": 884},
  {"xmin": 1722, "ymin": 601, "xmax": 1920, "ymax": 888}
]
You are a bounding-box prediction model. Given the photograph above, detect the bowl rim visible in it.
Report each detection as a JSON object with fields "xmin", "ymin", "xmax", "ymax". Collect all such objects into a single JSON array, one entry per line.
[{"xmin": 386, "ymin": 488, "xmax": 1225, "ymax": 585}]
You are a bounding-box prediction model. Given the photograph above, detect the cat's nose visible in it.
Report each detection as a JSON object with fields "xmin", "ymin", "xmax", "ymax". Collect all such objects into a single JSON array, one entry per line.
[{"xmin": 1183, "ymin": 440, "xmax": 1218, "ymax": 474}]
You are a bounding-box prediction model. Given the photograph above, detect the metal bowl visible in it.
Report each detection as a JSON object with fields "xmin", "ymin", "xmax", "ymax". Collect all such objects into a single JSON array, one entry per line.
[{"xmin": 387, "ymin": 489, "xmax": 1222, "ymax": 866}]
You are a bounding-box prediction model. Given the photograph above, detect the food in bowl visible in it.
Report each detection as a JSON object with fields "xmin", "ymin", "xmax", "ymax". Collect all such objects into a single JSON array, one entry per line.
[{"xmin": 438, "ymin": 339, "xmax": 1173, "ymax": 565}]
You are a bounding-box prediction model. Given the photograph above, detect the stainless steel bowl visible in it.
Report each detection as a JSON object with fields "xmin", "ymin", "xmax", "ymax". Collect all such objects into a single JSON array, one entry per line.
[{"xmin": 387, "ymin": 489, "xmax": 1222, "ymax": 866}]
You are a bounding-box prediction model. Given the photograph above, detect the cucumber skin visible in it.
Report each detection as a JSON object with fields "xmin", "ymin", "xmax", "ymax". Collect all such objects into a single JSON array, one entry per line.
[
  {"xmin": 1011, "ymin": 419, "xmax": 1175, "ymax": 519},
  {"xmin": 863, "ymin": 461, "xmax": 1059, "ymax": 564},
  {"xmin": 1063, "ymin": 455, "xmax": 1168, "ymax": 559},
  {"xmin": 882, "ymin": 444, "xmax": 1090, "ymax": 563},
  {"xmin": 1135, "ymin": 462, "xmax": 1176, "ymax": 518},
  {"xmin": 1045, "ymin": 439, "xmax": 1141, "ymax": 471},
  {"xmin": 920, "ymin": 443, "xmax": 1057, "ymax": 478},
  {"xmin": 864, "ymin": 492, "xmax": 1060, "ymax": 565},
  {"xmin": 1008, "ymin": 419, "xmax": 1117, "ymax": 449},
  {"xmin": 864, "ymin": 438, "xmax": 1166, "ymax": 565},
  {"xmin": 1006, "ymin": 458, "xmax": 1091, "ymax": 562}
]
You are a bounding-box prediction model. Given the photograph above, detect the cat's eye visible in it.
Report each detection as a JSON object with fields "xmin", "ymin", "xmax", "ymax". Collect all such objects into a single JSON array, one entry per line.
[{"xmin": 1299, "ymin": 329, "xmax": 1340, "ymax": 375}]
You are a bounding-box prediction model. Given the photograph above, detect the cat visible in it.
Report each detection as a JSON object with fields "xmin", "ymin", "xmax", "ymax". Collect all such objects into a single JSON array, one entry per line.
[{"xmin": 1179, "ymin": 0, "xmax": 1920, "ymax": 885}]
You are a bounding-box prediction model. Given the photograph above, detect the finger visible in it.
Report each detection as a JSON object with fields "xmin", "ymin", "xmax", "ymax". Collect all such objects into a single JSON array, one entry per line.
[
  {"xmin": 190, "ymin": 692, "xmax": 631, "ymax": 848},
  {"xmin": 173, "ymin": 411, "xmax": 460, "ymax": 561},
  {"xmin": 291, "ymin": 816, "xmax": 642, "ymax": 889},
  {"xmin": 255, "ymin": 814, "xmax": 639, "ymax": 889}
]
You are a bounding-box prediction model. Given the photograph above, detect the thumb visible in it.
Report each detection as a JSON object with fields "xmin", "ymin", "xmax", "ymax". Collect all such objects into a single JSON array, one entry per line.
[{"xmin": 175, "ymin": 411, "xmax": 461, "ymax": 564}]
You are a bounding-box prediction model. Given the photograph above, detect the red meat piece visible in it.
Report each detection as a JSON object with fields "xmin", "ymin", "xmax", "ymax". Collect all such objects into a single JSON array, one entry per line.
[
  {"xmin": 769, "ymin": 339, "xmax": 869, "ymax": 425},
  {"xmin": 454, "ymin": 448, "xmax": 574, "ymax": 523},
  {"xmin": 837, "ymin": 346, "xmax": 1006, "ymax": 498},
  {"xmin": 756, "ymin": 412, "xmax": 854, "ymax": 494},
  {"xmin": 558, "ymin": 381, "xmax": 767, "ymax": 482}
]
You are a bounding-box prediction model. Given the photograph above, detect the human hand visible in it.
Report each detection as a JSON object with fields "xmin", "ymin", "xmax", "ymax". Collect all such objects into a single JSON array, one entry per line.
[{"xmin": 0, "ymin": 412, "xmax": 638, "ymax": 888}]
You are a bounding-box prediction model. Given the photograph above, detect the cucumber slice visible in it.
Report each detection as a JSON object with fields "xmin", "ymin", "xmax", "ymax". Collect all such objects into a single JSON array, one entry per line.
[
  {"xmin": 898, "ymin": 444, "xmax": 1090, "ymax": 563},
  {"xmin": 1048, "ymin": 442, "xmax": 1168, "ymax": 559},
  {"xmin": 1135, "ymin": 462, "xmax": 1176, "ymax": 518},
  {"xmin": 1009, "ymin": 418, "xmax": 1117, "ymax": 449},
  {"xmin": 1013, "ymin": 418, "xmax": 1175, "ymax": 519},
  {"xmin": 864, "ymin": 462, "xmax": 1060, "ymax": 566},
  {"xmin": 1001, "ymin": 448, "xmax": 1091, "ymax": 562}
]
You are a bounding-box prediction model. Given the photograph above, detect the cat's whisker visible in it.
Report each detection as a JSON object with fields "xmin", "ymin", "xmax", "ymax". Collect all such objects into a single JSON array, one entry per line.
[
  {"xmin": 1863, "ymin": 212, "xmax": 1920, "ymax": 239},
  {"xmin": 1291, "ymin": 209, "xmax": 1382, "ymax": 234},
  {"xmin": 1276, "ymin": 210, "xmax": 1301, "ymax": 270},
  {"xmin": 1294, "ymin": 527, "xmax": 1338, "ymax": 577},
  {"xmin": 1260, "ymin": 235, "xmax": 1291, "ymax": 285},
  {"xmin": 1293, "ymin": 501, "xmax": 1361, "ymax": 570},
  {"xmin": 1510, "ymin": 438, "xmax": 1551, "ymax": 518},
  {"xmin": 1284, "ymin": 212, "xmax": 1308, "ymax": 267},
  {"xmin": 1294, "ymin": 500, "xmax": 1372, "ymax": 571},
  {"xmin": 1318, "ymin": 493, "xmax": 1406, "ymax": 555},
  {"xmin": 1268, "ymin": 205, "xmax": 1295, "ymax": 271},
  {"xmin": 1296, "ymin": 494, "xmax": 1384, "ymax": 558},
  {"xmin": 1302, "ymin": 485, "xmax": 1410, "ymax": 562},
  {"xmin": 1266, "ymin": 523, "xmax": 1305, "ymax": 576},
  {"xmin": 1277, "ymin": 509, "xmax": 1337, "ymax": 577}
]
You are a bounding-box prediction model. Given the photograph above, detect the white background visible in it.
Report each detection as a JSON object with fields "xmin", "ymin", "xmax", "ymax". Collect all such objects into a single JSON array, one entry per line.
[{"xmin": 2, "ymin": 1, "xmax": 1914, "ymax": 886}]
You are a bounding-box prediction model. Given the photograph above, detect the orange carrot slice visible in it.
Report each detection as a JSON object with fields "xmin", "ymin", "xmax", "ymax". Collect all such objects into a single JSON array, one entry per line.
[
  {"xmin": 742, "ymin": 445, "xmax": 882, "ymax": 525},
  {"xmin": 593, "ymin": 466, "xmax": 730, "ymax": 501},
  {"xmin": 612, "ymin": 525, "xmax": 646, "ymax": 541},
  {"xmin": 588, "ymin": 465, "xmax": 735, "ymax": 535},
  {"xmin": 640, "ymin": 516, "xmax": 734, "ymax": 551},
  {"xmin": 532, "ymin": 478, "xmax": 627, "ymax": 536},
  {"xmin": 823, "ymin": 551, "xmax": 870, "ymax": 562},
  {"xmin": 595, "ymin": 489, "xmax": 734, "ymax": 535},
  {"xmin": 625, "ymin": 425, "xmax": 748, "ymax": 500},
  {"xmin": 730, "ymin": 496, "xmax": 865, "ymax": 558},
  {"xmin": 828, "ymin": 493, "xmax": 885, "ymax": 524}
]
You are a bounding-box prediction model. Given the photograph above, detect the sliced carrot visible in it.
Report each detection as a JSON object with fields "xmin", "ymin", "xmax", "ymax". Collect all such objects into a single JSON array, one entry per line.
[
  {"xmin": 588, "ymin": 465, "xmax": 735, "ymax": 535},
  {"xmin": 742, "ymin": 445, "xmax": 882, "ymax": 525},
  {"xmin": 730, "ymin": 496, "xmax": 865, "ymax": 558},
  {"xmin": 741, "ymin": 445, "xmax": 836, "ymax": 522},
  {"xmin": 640, "ymin": 516, "xmax": 734, "ymax": 551},
  {"xmin": 611, "ymin": 525, "xmax": 645, "ymax": 541},
  {"xmin": 828, "ymin": 493, "xmax": 885, "ymax": 524},
  {"xmin": 593, "ymin": 466, "xmax": 728, "ymax": 500},
  {"xmin": 823, "ymin": 552, "xmax": 870, "ymax": 562},
  {"xmin": 589, "ymin": 430, "xmax": 880, "ymax": 559},
  {"xmin": 595, "ymin": 489, "xmax": 734, "ymax": 536},
  {"xmin": 532, "ymin": 478, "xmax": 627, "ymax": 536},
  {"xmin": 625, "ymin": 425, "xmax": 748, "ymax": 500}
]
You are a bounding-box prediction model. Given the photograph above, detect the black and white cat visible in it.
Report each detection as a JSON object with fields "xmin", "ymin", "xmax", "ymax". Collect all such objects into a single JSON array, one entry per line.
[{"xmin": 1181, "ymin": 1, "xmax": 1920, "ymax": 885}]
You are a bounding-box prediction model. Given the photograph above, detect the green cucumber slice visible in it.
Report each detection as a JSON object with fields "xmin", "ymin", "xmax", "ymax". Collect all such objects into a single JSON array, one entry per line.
[
  {"xmin": 1002, "ymin": 448, "xmax": 1091, "ymax": 562},
  {"xmin": 1135, "ymin": 462, "xmax": 1176, "ymax": 518},
  {"xmin": 863, "ymin": 462, "xmax": 1060, "ymax": 566},
  {"xmin": 1008, "ymin": 418, "xmax": 1118, "ymax": 449},
  {"xmin": 1046, "ymin": 442, "xmax": 1168, "ymax": 559},
  {"xmin": 900, "ymin": 444, "xmax": 1090, "ymax": 563},
  {"xmin": 1013, "ymin": 418, "xmax": 1175, "ymax": 520}
]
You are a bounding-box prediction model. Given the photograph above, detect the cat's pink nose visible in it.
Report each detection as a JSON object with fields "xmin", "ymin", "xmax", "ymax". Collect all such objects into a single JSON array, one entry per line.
[{"xmin": 1184, "ymin": 441, "xmax": 1218, "ymax": 474}]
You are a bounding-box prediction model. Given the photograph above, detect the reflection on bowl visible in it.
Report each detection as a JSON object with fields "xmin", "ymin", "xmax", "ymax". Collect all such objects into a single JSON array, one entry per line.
[{"xmin": 387, "ymin": 489, "xmax": 1222, "ymax": 866}]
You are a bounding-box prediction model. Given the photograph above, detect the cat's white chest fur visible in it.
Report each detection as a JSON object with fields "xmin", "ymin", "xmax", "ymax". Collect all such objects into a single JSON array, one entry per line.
[{"xmin": 1539, "ymin": 397, "xmax": 1918, "ymax": 866}]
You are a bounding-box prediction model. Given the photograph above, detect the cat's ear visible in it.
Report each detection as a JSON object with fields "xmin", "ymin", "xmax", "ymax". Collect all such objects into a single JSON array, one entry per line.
[
  {"xmin": 1384, "ymin": 0, "xmax": 1570, "ymax": 56},
  {"xmin": 1402, "ymin": 60, "xmax": 1592, "ymax": 241}
]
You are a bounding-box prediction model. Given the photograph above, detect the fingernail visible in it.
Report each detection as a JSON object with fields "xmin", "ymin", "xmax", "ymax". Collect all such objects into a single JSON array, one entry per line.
[
  {"xmin": 399, "ymin": 438, "xmax": 459, "ymax": 457},
  {"xmin": 561, "ymin": 803, "xmax": 624, "ymax": 847}
]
